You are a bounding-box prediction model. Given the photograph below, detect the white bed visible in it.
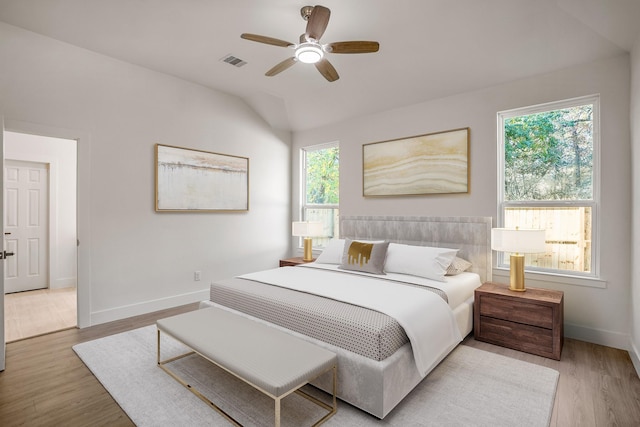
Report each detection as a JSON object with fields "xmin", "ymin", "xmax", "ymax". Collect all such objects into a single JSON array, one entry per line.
[{"xmin": 201, "ymin": 215, "xmax": 492, "ymax": 418}]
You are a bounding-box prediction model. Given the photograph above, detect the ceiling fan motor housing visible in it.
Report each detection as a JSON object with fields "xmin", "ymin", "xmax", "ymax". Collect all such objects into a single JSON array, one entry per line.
[{"xmin": 300, "ymin": 6, "xmax": 314, "ymax": 21}]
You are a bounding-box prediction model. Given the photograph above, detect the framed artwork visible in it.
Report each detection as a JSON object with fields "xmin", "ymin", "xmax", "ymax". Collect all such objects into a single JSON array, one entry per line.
[
  {"xmin": 155, "ymin": 144, "xmax": 249, "ymax": 212},
  {"xmin": 362, "ymin": 127, "xmax": 469, "ymax": 197}
]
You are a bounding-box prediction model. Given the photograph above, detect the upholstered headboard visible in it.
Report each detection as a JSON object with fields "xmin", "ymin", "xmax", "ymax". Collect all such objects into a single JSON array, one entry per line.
[{"xmin": 339, "ymin": 215, "xmax": 492, "ymax": 283}]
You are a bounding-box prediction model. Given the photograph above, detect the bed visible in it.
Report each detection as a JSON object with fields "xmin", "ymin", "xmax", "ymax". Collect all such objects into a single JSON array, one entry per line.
[{"xmin": 200, "ymin": 215, "xmax": 492, "ymax": 419}]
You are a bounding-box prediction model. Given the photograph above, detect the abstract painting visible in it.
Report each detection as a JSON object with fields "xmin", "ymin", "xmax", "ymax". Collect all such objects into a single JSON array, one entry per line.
[
  {"xmin": 155, "ymin": 144, "xmax": 249, "ymax": 211},
  {"xmin": 363, "ymin": 128, "xmax": 469, "ymax": 196}
]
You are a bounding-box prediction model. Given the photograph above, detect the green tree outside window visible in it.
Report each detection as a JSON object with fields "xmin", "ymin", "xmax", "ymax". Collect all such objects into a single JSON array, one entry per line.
[{"xmin": 306, "ymin": 146, "xmax": 339, "ymax": 204}]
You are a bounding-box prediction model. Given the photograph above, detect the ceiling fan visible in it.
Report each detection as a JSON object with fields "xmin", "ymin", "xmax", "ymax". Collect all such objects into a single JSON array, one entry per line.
[{"xmin": 241, "ymin": 5, "xmax": 379, "ymax": 82}]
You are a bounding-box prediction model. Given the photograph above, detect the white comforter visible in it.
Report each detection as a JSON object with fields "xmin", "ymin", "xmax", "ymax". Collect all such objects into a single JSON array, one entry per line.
[{"xmin": 239, "ymin": 266, "xmax": 462, "ymax": 376}]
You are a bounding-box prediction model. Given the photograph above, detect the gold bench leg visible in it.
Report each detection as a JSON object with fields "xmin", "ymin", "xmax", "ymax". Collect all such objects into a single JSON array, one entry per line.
[
  {"xmin": 157, "ymin": 329, "xmax": 241, "ymax": 426},
  {"xmin": 157, "ymin": 328, "xmax": 337, "ymax": 426},
  {"xmin": 294, "ymin": 365, "xmax": 337, "ymax": 426}
]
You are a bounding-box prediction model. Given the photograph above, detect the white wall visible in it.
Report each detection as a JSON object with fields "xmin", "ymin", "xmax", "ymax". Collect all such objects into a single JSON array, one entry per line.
[
  {"xmin": 293, "ymin": 54, "xmax": 632, "ymax": 350},
  {"xmin": 630, "ymin": 35, "xmax": 640, "ymax": 372},
  {"xmin": 0, "ymin": 22, "xmax": 291, "ymax": 326},
  {"xmin": 5, "ymin": 131, "xmax": 77, "ymax": 289}
]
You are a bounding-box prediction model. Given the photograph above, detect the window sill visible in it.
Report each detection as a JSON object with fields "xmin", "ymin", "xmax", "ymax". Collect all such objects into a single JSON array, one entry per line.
[{"xmin": 492, "ymin": 267, "xmax": 607, "ymax": 289}]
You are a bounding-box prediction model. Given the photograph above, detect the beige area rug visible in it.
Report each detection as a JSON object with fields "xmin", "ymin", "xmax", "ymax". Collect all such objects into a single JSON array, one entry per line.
[{"xmin": 73, "ymin": 325, "xmax": 558, "ymax": 426}]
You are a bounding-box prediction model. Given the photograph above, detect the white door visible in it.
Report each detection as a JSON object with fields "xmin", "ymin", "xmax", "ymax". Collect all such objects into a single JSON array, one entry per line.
[{"xmin": 4, "ymin": 160, "xmax": 49, "ymax": 293}]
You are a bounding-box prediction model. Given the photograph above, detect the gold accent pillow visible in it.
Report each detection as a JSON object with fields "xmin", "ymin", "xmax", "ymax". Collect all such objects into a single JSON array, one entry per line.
[{"xmin": 339, "ymin": 239, "xmax": 389, "ymax": 274}]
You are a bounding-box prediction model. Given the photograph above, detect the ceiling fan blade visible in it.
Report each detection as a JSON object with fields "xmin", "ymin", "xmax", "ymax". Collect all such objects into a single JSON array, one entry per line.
[
  {"xmin": 315, "ymin": 59, "xmax": 339, "ymax": 82},
  {"xmin": 265, "ymin": 57, "xmax": 297, "ymax": 76},
  {"xmin": 305, "ymin": 6, "xmax": 330, "ymax": 40},
  {"xmin": 241, "ymin": 33, "xmax": 294, "ymax": 48},
  {"xmin": 327, "ymin": 41, "xmax": 380, "ymax": 54}
]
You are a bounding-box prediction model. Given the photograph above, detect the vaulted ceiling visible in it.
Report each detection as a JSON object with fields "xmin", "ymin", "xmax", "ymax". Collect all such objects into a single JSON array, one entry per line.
[{"xmin": 1, "ymin": 0, "xmax": 639, "ymax": 132}]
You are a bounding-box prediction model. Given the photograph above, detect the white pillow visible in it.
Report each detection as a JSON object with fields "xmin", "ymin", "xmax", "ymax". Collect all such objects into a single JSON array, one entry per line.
[
  {"xmin": 314, "ymin": 238, "xmax": 345, "ymax": 264},
  {"xmin": 384, "ymin": 243, "xmax": 458, "ymax": 282}
]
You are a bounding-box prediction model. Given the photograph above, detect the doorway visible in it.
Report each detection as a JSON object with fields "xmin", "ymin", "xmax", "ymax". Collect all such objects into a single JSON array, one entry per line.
[{"xmin": 3, "ymin": 131, "xmax": 77, "ymax": 341}]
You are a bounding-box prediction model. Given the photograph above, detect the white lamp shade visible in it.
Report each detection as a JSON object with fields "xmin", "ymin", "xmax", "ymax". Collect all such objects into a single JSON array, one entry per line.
[
  {"xmin": 491, "ymin": 228, "xmax": 546, "ymax": 253},
  {"xmin": 292, "ymin": 221, "xmax": 323, "ymax": 237}
]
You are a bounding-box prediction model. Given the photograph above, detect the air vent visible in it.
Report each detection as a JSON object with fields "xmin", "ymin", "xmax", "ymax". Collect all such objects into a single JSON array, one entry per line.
[{"xmin": 220, "ymin": 54, "xmax": 247, "ymax": 68}]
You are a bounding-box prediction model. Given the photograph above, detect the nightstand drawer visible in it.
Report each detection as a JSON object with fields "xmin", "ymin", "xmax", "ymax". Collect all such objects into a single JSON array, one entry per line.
[
  {"xmin": 477, "ymin": 316, "xmax": 555, "ymax": 357},
  {"xmin": 478, "ymin": 295, "xmax": 554, "ymax": 329}
]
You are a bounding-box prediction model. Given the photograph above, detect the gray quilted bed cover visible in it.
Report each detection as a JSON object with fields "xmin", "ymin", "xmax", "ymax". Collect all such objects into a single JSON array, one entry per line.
[{"xmin": 209, "ymin": 275, "xmax": 445, "ymax": 361}]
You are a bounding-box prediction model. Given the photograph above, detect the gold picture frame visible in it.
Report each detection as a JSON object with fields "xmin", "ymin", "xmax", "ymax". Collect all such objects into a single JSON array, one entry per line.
[
  {"xmin": 363, "ymin": 127, "xmax": 469, "ymax": 197},
  {"xmin": 155, "ymin": 144, "xmax": 249, "ymax": 212}
]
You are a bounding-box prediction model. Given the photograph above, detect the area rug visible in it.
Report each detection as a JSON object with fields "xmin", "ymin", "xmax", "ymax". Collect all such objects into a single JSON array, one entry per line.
[{"xmin": 73, "ymin": 325, "xmax": 559, "ymax": 426}]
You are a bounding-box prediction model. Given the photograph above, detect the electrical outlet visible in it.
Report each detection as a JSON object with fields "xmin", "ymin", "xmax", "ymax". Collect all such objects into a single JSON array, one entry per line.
[{"xmin": 194, "ymin": 271, "xmax": 201, "ymax": 281}]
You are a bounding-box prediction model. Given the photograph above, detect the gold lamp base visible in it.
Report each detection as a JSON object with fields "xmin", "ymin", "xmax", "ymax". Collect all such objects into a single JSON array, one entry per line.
[
  {"xmin": 302, "ymin": 237, "xmax": 314, "ymax": 262},
  {"xmin": 509, "ymin": 254, "xmax": 526, "ymax": 292}
]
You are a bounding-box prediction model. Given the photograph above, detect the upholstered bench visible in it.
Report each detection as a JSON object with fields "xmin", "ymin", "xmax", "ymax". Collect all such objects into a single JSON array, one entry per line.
[{"xmin": 156, "ymin": 307, "xmax": 338, "ymax": 426}]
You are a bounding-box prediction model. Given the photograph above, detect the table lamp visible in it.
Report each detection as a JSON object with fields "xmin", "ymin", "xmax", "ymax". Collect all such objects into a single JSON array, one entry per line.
[
  {"xmin": 292, "ymin": 221, "xmax": 324, "ymax": 262},
  {"xmin": 491, "ymin": 228, "xmax": 546, "ymax": 292}
]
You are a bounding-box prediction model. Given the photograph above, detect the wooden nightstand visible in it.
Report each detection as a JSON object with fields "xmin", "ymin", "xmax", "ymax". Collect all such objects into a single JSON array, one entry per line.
[
  {"xmin": 474, "ymin": 282, "xmax": 564, "ymax": 360},
  {"xmin": 279, "ymin": 257, "xmax": 315, "ymax": 267}
]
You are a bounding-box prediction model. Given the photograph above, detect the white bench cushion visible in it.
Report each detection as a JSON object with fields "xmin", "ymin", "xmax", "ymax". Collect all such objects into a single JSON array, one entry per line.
[{"xmin": 157, "ymin": 307, "xmax": 337, "ymax": 397}]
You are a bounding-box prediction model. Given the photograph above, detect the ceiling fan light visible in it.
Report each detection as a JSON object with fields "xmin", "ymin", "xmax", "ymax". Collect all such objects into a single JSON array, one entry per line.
[{"xmin": 295, "ymin": 43, "xmax": 323, "ymax": 64}]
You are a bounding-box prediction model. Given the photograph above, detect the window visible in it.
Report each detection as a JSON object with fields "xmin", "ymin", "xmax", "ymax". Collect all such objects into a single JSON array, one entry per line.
[
  {"xmin": 301, "ymin": 143, "xmax": 339, "ymax": 248},
  {"xmin": 497, "ymin": 95, "xmax": 599, "ymax": 277}
]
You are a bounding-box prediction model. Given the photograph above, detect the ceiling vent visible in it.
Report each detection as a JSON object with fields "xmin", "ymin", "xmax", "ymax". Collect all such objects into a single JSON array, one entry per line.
[{"xmin": 220, "ymin": 54, "xmax": 247, "ymax": 68}]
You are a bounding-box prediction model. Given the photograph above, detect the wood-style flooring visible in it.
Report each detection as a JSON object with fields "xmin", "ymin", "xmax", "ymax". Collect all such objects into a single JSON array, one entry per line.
[
  {"xmin": 4, "ymin": 287, "xmax": 77, "ymax": 342},
  {"xmin": 0, "ymin": 303, "xmax": 639, "ymax": 426}
]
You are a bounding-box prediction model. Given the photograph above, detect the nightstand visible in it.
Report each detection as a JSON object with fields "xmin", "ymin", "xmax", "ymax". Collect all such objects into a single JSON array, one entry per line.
[
  {"xmin": 279, "ymin": 257, "xmax": 315, "ymax": 267},
  {"xmin": 474, "ymin": 282, "xmax": 564, "ymax": 360}
]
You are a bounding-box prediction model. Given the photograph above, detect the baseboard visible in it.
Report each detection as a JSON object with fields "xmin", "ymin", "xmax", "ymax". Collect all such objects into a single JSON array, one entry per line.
[
  {"xmin": 50, "ymin": 277, "xmax": 77, "ymax": 289},
  {"xmin": 565, "ymin": 322, "xmax": 630, "ymax": 350},
  {"xmin": 89, "ymin": 289, "xmax": 209, "ymax": 326},
  {"xmin": 629, "ymin": 340, "xmax": 640, "ymax": 379}
]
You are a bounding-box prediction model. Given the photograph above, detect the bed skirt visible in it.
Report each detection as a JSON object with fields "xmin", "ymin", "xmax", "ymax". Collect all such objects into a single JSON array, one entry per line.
[{"xmin": 199, "ymin": 298, "xmax": 474, "ymax": 418}]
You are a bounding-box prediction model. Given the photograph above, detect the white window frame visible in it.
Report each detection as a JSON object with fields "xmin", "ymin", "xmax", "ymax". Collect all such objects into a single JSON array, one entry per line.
[
  {"xmin": 300, "ymin": 142, "xmax": 339, "ymax": 249},
  {"xmin": 496, "ymin": 94, "xmax": 601, "ymax": 279}
]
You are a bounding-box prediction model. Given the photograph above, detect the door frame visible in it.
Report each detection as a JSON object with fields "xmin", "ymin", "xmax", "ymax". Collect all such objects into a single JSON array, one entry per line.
[
  {"xmin": 1, "ymin": 115, "xmax": 5, "ymax": 370},
  {"xmin": 3, "ymin": 118, "xmax": 91, "ymax": 329}
]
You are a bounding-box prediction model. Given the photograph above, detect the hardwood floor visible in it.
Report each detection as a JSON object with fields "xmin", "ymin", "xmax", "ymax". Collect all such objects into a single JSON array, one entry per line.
[
  {"xmin": 4, "ymin": 287, "xmax": 77, "ymax": 342},
  {"xmin": 0, "ymin": 303, "xmax": 197, "ymax": 426},
  {"xmin": 1, "ymin": 303, "xmax": 639, "ymax": 426},
  {"xmin": 464, "ymin": 337, "xmax": 640, "ymax": 427}
]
